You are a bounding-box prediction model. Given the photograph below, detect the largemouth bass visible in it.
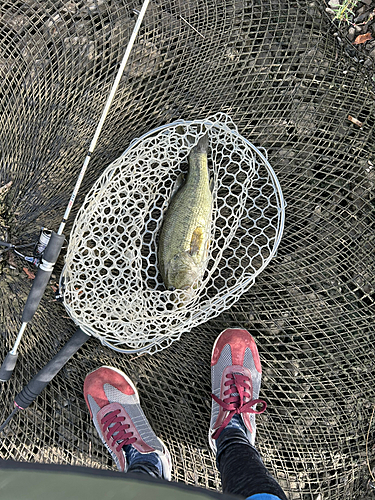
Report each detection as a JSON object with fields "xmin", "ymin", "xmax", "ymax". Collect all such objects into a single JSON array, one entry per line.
[{"xmin": 158, "ymin": 134, "xmax": 212, "ymax": 290}]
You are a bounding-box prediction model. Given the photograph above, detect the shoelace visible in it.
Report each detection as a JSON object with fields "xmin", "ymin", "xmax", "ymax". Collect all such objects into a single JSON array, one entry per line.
[
  {"xmin": 101, "ymin": 409, "xmax": 137, "ymax": 452},
  {"xmin": 211, "ymin": 372, "xmax": 267, "ymax": 440}
]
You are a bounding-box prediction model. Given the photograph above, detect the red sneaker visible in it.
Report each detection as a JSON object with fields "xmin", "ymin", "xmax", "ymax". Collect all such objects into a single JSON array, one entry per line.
[
  {"xmin": 84, "ymin": 366, "xmax": 171, "ymax": 479},
  {"xmin": 209, "ymin": 328, "xmax": 267, "ymax": 452}
]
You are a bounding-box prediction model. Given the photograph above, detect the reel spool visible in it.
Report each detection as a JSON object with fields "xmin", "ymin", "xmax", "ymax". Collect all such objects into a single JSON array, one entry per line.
[{"xmin": 61, "ymin": 114, "xmax": 285, "ymax": 354}]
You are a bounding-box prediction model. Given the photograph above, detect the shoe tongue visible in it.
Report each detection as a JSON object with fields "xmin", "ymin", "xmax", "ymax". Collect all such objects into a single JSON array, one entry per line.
[
  {"xmin": 104, "ymin": 411, "xmax": 126, "ymax": 442},
  {"xmin": 229, "ymin": 372, "xmax": 242, "ymax": 398},
  {"xmin": 104, "ymin": 411, "xmax": 117, "ymax": 427}
]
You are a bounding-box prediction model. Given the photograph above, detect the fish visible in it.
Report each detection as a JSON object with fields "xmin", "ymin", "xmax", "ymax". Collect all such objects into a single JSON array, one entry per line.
[{"xmin": 158, "ymin": 133, "xmax": 213, "ymax": 291}]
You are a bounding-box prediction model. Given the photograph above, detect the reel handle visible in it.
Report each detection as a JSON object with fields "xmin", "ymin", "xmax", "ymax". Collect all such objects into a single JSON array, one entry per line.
[{"xmin": 15, "ymin": 328, "xmax": 89, "ymax": 409}]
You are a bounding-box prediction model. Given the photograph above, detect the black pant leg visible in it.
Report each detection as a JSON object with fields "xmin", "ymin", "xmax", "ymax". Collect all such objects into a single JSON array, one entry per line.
[{"xmin": 216, "ymin": 429, "xmax": 288, "ymax": 499}]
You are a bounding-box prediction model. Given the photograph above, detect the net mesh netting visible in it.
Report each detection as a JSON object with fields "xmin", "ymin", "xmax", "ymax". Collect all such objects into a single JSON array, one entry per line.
[
  {"xmin": 0, "ymin": 0, "xmax": 374, "ymax": 499},
  {"xmin": 62, "ymin": 115, "xmax": 285, "ymax": 353}
]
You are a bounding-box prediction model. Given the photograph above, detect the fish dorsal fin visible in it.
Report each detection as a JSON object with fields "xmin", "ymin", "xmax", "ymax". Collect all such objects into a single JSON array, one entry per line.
[
  {"xmin": 190, "ymin": 227, "xmax": 204, "ymax": 256},
  {"xmin": 170, "ymin": 172, "xmax": 185, "ymax": 200}
]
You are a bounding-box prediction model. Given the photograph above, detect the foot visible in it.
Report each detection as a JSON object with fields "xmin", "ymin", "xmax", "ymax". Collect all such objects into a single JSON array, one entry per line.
[
  {"xmin": 84, "ymin": 366, "xmax": 172, "ymax": 480},
  {"xmin": 209, "ymin": 328, "xmax": 267, "ymax": 453}
]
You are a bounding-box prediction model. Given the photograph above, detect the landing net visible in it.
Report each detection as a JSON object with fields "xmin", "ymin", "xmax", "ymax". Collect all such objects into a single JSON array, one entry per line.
[{"xmin": 61, "ymin": 114, "xmax": 285, "ymax": 354}]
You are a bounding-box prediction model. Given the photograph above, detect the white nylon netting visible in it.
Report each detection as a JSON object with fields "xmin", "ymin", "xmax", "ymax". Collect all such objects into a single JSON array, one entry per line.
[{"xmin": 61, "ymin": 114, "xmax": 285, "ymax": 354}]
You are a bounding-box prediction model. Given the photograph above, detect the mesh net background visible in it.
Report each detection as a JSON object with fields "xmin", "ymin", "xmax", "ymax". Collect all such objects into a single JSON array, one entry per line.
[{"xmin": 0, "ymin": 0, "xmax": 374, "ymax": 499}]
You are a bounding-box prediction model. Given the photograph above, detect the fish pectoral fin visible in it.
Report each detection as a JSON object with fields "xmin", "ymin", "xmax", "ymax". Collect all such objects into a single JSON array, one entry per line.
[
  {"xmin": 170, "ymin": 173, "xmax": 185, "ymax": 200},
  {"xmin": 190, "ymin": 227, "xmax": 204, "ymax": 256}
]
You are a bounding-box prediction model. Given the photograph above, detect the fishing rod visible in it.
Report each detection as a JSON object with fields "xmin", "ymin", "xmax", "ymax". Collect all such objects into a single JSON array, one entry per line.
[{"xmin": 0, "ymin": 0, "xmax": 151, "ymax": 383}]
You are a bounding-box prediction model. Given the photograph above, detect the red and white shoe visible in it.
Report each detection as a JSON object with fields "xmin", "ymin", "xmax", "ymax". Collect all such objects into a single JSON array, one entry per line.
[
  {"xmin": 84, "ymin": 366, "xmax": 171, "ymax": 479},
  {"xmin": 209, "ymin": 328, "xmax": 267, "ymax": 453}
]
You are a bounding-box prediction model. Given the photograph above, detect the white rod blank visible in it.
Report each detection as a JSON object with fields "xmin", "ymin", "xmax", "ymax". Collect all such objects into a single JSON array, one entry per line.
[{"xmin": 58, "ymin": 0, "xmax": 151, "ymax": 235}]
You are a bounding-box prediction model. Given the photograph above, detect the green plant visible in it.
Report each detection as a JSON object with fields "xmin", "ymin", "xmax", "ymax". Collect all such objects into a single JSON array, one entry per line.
[{"xmin": 331, "ymin": 0, "xmax": 359, "ymax": 24}]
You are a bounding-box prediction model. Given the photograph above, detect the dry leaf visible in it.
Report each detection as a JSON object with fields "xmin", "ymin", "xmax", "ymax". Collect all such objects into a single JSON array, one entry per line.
[
  {"xmin": 23, "ymin": 267, "xmax": 35, "ymax": 279},
  {"xmin": 354, "ymin": 32, "xmax": 373, "ymax": 45},
  {"xmin": 348, "ymin": 115, "xmax": 363, "ymax": 127}
]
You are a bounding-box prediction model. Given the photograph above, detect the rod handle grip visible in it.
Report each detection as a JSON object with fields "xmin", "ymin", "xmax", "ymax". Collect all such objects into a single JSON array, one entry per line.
[
  {"xmin": 21, "ymin": 232, "xmax": 65, "ymax": 323},
  {"xmin": 0, "ymin": 352, "xmax": 18, "ymax": 382},
  {"xmin": 14, "ymin": 328, "xmax": 88, "ymax": 409}
]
